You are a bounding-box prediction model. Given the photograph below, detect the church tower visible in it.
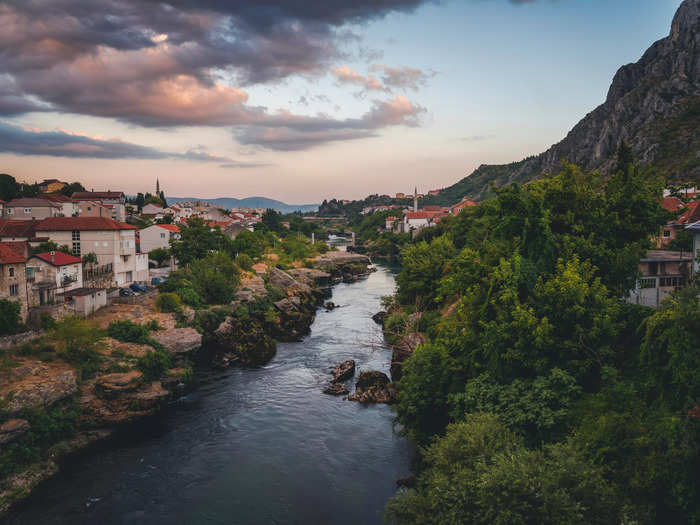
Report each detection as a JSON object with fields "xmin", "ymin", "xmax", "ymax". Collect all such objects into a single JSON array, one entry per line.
[
  {"xmin": 413, "ymin": 187, "xmax": 418, "ymax": 212},
  {"xmin": 156, "ymin": 178, "xmax": 160, "ymax": 194}
]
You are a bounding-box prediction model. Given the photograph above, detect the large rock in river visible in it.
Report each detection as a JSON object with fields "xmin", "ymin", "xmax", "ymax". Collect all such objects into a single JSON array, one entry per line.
[
  {"xmin": 348, "ymin": 371, "xmax": 397, "ymax": 404},
  {"xmin": 331, "ymin": 360, "xmax": 355, "ymax": 382}
]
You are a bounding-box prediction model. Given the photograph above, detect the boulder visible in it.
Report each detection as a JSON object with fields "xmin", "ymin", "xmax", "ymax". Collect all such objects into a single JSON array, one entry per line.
[
  {"xmin": 210, "ymin": 316, "xmax": 277, "ymax": 366},
  {"xmin": 152, "ymin": 327, "xmax": 202, "ymax": 356},
  {"xmin": 288, "ymin": 268, "xmax": 331, "ymax": 287},
  {"xmin": 323, "ymin": 383, "xmax": 349, "ymax": 396},
  {"xmin": 348, "ymin": 371, "xmax": 397, "ymax": 404},
  {"xmin": 268, "ymin": 267, "xmax": 312, "ymax": 295},
  {"xmin": 372, "ymin": 311, "xmax": 387, "ymax": 325},
  {"xmin": 274, "ymin": 296, "xmax": 302, "ymax": 315},
  {"xmin": 331, "ymin": 360, "xmax": 355, "ymax": 382},
  {"xmin": 0, "ymin": 418, "xmax": 30, "ymax": 445},
  {"xmin": 324, "ymin": 301, "xmax": 336, "ymax": 311},
  {"xmin": 95, "ymin": 370, "xmax": 143, "ymax": 399}
]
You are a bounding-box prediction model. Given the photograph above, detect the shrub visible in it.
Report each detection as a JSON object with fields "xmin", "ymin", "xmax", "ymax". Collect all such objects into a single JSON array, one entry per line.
[
  {"xmin": 156, "ymin": 292, "xmax": 182, "ymax": 312},
  {"xmin": 0, "ymin": 299, "xmax": 22, "ymax": 336},
  {"xmin": 235, "ymin": 253, "xmax": 254, "ymax": 271},
  {"xmin": 136, "ymin": 349, "xmax": 172, "ymax": 380},
  {"xmin": 145, "ymin": 319, "xmax": 162, "ymax": 331},
  {"xmin": 107, "ymin": 320, "xmax": 151, "ymax": 344},
  {"xmin": 176, "ymin": 287, "xmax": 203, "ymax": 308},
  {"xmin": 40, "ymin": 314, "xmax": 56, "ymax": 330},
  {"xmin": 48, "ymin": 316, "xmax": 102, "ymax": 379}
]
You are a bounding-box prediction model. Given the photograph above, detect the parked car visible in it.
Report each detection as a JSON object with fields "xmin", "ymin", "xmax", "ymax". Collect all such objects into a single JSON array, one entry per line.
[
  {"xmin": 119, "ymin": 288, "xmax": 135, "ymax": 297},
  {"xmin": 151, "ymin": 276, "xmax": 166, "ymax": 285},
  {"xmin": 130, "ymin": 282, "xmax": 148, "ymax": 293}
]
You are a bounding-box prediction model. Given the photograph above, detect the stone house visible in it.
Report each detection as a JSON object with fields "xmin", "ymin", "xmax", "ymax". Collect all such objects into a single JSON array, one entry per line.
[
  {"xmin": 76, "ymin": 200, "xmax": 112, "ymax": 218},
  {"xmin": 0, "ymin": 243, "xmax": 29, "ymax": 320},
  {"xmin": 35, "ymin": 217, "xmax": 139, "ymax": 287},
  {"xmin": 72, "ymin": 191, "xmax": 126, "ymax": 222},
  {"xmin": 4, "ymin": 198, "xmax": 63, "ymax": 220}
]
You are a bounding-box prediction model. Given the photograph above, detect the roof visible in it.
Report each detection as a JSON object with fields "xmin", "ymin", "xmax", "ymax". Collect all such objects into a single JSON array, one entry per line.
[
  {"xmin": 36, "ymin": 217, "xmax": 137, "ymax": 231},
  {"xmin": 662, "ymin": 196, "xmax": 685, "ymax": 212},
  {"xmin": 156, "ymin": 224, "xmax": 180, "ymax": 233},
  {"xmin": 686, "ymin": 221, "xmax": 700, "ymax": 232},
  {"xmin": 0, "ymin": 242, "xmax": 27, "ymax": 264},
  {"xmin": 37, "ymin": 193, "xmax": 74, "ymax": 203},
  {"xmin": 6, "ymin": 197, "xmax": 61, "ymax": 208},
  {"xmin": 678, "ymin": 200, "xmax": 700, "ymax": 224},
  {"xmin": 405, "ymin": 212, "xmax": 436, "ymax": 219},
  {"xmin": 0, "ymin": 219, "xmax": 39, "ymax": 238},
  {"xmin": 641, "ymin": 250, "xmax": 694, "ymax": 262},
  {"xmin": 71, "ymin": 191, "xmax": 124, "ymax": 200},
  {"xmin": 423, "ymin": 206, "xmax": 445, "ymax": 212},
  {"xmin": 33, "ymin": 251, "xmax": 82, "ymax": 266}
]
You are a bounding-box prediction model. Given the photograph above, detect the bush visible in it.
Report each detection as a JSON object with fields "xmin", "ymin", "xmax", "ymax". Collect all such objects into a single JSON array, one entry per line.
[
  {"xmin": 149, "ymin": 247, "xmax": 170, "ymax": 267},
  {"xmin": 0, "ymin": 299, "xmax": 22, "ymax": 336},
  {"xmin": 107, "ymin": 320, "xmax": 151, "ymax": 345},
  {"xmin": 235, "ymin": 253, "xmax": 254, "ymax": 271},
  {"xmin": 136, "ymin": 349, "xmax": 172, "ymax": 380},
  {"xmin": 48, "ymin": 316, "xmax": 102, "ymax": 379},
  {"xmin": 175, "ymin": 287, "xmax": 203, "ymax": 308},
  {"xmin": 156, "ymin": 292, "xmax": 182, "ymax": 313}
]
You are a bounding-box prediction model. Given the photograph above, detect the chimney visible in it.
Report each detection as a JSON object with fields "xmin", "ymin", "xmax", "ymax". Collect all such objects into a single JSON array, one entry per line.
[{"xmin": 50, "ymin": 250, "xmax": 55, "ymax": 264}]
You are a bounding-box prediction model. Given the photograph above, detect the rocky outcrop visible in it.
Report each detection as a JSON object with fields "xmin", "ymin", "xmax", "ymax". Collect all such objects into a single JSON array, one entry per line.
[
  {"xmin": 94, "ymin": 370, "xmax": 143, "ymax": 399},
  {"xmin": 1, "ymin": 361, "xmax": 77, "ymax": 414},
  {"xmin": 391, "ymin": 332, "xmax": 426, "ymax": 382},
  {"xmin": 313, "ymin": 252, "xmax": 373, "ymax": 283},
  {"xmin": 331, "ymin": 360, "xmax": 356, "ymax": 382},
  {"xmin": 323, "ymin": 383, "xmax": 349, "ymax": 396},
  {"xmin": 348, "ymin": 371, "xmax": 397, "ymax": 404},
  {"xmin": 152, "ymin": 327, "xmax": 202, "ymax": 357},
  {"xmin": 0, "ymin": 419, "xmax": 30, "ymax": 445},
  {"xmin": 209, "ymin": 315, "xmax": 277, "ymax": 367},
  {"xmin": 268, "ymin": 267, "xmax": 312, "ymax": 296},
  {"xmin": 372, "ymin": 311, "xmax": 387, "ymax": 325},
  {"xmin": 436, "ymin": 0, "xmax": 700, "ymax": 202},
  {"xmin": 288, "ymin": 268, "xmax": 331, "ymax": 288}
]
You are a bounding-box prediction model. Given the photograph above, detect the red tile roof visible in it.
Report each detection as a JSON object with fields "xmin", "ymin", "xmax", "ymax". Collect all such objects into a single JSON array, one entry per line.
[
  {"xmin": 6, "ymin": 197, "xmax": 62, "ymax": 208},
  {"xmin": 0, "ymin": 219, "xmax": 39, "ymax": 238},
  {"xmin": 678, "ymin": 200, "xmax": 700, "ymax": 224},
  {"xmin": 37, "ymin": 193, "xmax": 74, "ymax": 203},
  {"xmin": 36, "ymin": 217, "xmax": 137, "ymax": 231},
  {"xmin": 0, "ymin": 242, "xmax": 27, "ymax": 264},
  {"xmin": 156, "ymin": 224, "xmax": 180, "ymax": 233},
  {"xmin": 2, "ymin": 241, "xmax": 28, "ymax": 258},
  {"xmin": 405, "ymin": 212, "xmax": 436, "ymax": 219},
  {"xmin": 662, "ymin": 196, "xmax": 685, "ymax": 212},
  {"xmin": 33, "ymin": 251, "xmax": 82, "ymax": 266},
  {"xmin": 72, "ymin": 191, "xmax": 124, "ymax": 200}
]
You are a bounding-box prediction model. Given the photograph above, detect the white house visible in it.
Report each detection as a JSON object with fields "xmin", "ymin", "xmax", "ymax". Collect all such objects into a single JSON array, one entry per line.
[
  {"xmin": 139, "ymin": 223, "xmax": 180, "ymax": 253},
  {"xmin": 688, "ymin": 221, "xmax": 700, "ymax": 276},
  {"xmin": 35, "ymin": 217, "xmax": 139, "ymax": 287},
  {"xmin": 141, "ymin": 203, "xmax": 165, "ymax": 218},
  {"xmin": 27, "ymin": 251, "xmax": 83, "ymax": 306},
  {"xmin": 72, "ymin": 191, "xmax": 127, "ymax": 222}
]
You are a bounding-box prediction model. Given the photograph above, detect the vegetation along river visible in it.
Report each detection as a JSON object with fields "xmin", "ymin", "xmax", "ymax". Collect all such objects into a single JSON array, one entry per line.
[{"xmin": 7, "ymin": 264, "xmax": 412, "ymax": 525}]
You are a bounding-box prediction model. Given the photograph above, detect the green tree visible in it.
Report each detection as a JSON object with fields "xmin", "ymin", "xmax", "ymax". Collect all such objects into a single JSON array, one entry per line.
[
  {"xmin": 0, "ymin": 299, "xmax": 22, "ymax": 335},
  {"xmin": 149, "ymin": 247, "xmax": 170, "ymax": 267},
  {"xmin": 170, "ymin": 217, "xmax": 232, "ymax": 265},
  {"xmin": 396, "ymin": 236, "xmax": 456, "ymax": 309},
  {"xmin": 0, "ymin": 173, "xmax": 20, "ymax": 201}
]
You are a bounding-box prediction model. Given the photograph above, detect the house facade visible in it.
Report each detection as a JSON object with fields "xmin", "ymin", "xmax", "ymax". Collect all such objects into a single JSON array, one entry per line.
[
  {"xmin": 688, "ymin": 222, "xmax": 700, "ymax": 276},
  {"xmin": 37, "ymin": 193, "xmax": 78, "ymax": 217},
  {"xmin": 4, "ymin": 198, "xmax": 63, "ymax": 220},
  {"xmin": 0, "ymin": 243, "xmax": 29, "ymax": 320},
  {"xmin": 72, "ymin": 191, "xmax": 126, "ymax": 222},
  {"xmin": 139, "ymin": 223, "xmax": 180, "ymax": 253},
  {"xmin": 35, "ymin": 217, "xmax": 139, "ymax": 287},
  {"xmin": 26, "ymin": 251, "xmax": 83, "ymax": 306},
  {"xmin": 627, "ymin": 250, "xmax": 693, "ymax": 308}
]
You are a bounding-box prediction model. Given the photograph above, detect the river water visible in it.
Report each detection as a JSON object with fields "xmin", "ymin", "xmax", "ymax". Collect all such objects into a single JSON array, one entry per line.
[{"xmin": 8, "ymin": 265, "xmax": 412, "ymax": 525}]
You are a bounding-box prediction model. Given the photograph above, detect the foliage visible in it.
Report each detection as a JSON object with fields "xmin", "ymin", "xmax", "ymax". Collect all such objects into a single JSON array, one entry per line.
[
  {"xmin": 161, "ymin": 251, "xmax": 240, "ymax": 306},
  {"xmin": 136, "ymin": 349, "xmax": 172, "ymax": 381},
  {"xmin": 170, "ymin": 217, "xmax": 232, "ymax": 265},
  {"xmin": 155, "ymin": 292, "xmax": 182, "ymax": 313},
  {"xmin": 231, "ymin": 229, "xmax": 269, "ymax": 259},
  {"xmin": 395, "ymin": 236, "xmax": 456, "ymax": 309},
  {"xmin": 149, "ymin": 247, "xmax": 170, "ymax": 267},
  {"xmin": 235, "ymin": 253, "xmax": 254, "ymax": 271},
  {"xmin": 386, "ymin": 414, "xmax": 617, "ymax": 525},
  {"xmin": 107, "ymin": 320, "xmax": 153, "ymax": 346},
  {"xmin": 48, "ymin": 316, "xmax": 102, "ymax": 378},
  {"xmin": 0, "ymin": 299, "xmax": 22, "ymax": 336},
  {"xmin": 666, "ymin": 228, "xmax": 694, "ymax": 252},
  {"xmin": 81, "ymin": 252, "xmax": 98, "ymax": 265}
]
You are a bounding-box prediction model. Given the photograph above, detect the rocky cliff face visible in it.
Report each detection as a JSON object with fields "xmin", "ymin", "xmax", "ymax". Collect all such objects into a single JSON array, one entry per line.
[{"xmin": 442, "ymin": 0, "xmax": 700, "ymax": 201}]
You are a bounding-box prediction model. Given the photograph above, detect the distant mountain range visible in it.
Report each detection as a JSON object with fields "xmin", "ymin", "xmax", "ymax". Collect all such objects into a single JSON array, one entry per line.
[
  {"xmin": 167, "ymin": 196, "xmax": 318, "ymax": 214},
  {"xmin": 431, "ymin": 0, "xmax": 700, "ymax": 205}
]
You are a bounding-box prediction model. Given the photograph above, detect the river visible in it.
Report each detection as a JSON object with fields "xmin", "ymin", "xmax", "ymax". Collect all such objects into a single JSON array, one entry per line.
[{"xmin": 7, "ymin": 264, "xmax": 412, "ymax": 525}]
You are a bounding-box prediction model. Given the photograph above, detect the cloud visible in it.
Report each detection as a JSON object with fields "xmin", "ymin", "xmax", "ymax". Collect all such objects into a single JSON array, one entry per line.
[
  {"xmin": 370, "ymin": 64, "xmax": 435, "ymax": 91},
  {"xmin": 219, "ymin": 161, "xmax": 274, "ymax": 169},
  {"xmin": 0, "ymin": 120, "xmax": 231, "ymax": 161},
  {"xmin": 331, "ymin": 66, "xmax": 387, "ymax": 92},
  {"xmin": 459, "ymin": 134, "xmax": 496, "ymax": 142},
  {"xmin": 237, "ymin": 94, "xmax": 425, "ymax": 150}
]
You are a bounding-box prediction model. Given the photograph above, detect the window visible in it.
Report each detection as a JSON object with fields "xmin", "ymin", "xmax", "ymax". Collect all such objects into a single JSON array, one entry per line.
[
  {"xmin": 663, "ymin": 230, "xmax": 671, "ymax": 237},
  {"xmin": 660, "ymin": 277, "xmax": 684, "ymax": 288},
  {"xmin": 126, "ymin": 271, "xmax": 133, "ymax": 282},
  {"xmin": 160, "ymin": 233, "xmax": 166, "ymax": 239},
  {"xmin": 71, "ymin": 230, "xmax": 80, "ymax": 241},
  {"xmin": 24, "ymin": 208, "xmax": 31, "ymax": 214},
  {"xmin": 639, "ymin": 278, "xmax": 656, "ymax": 289},
  {"xmin": 8, "ymin": 267, "xmax": 14, "ymax": 277},
  {"xmin": 122, "ymin": 255, "xmax": 130, "ymax": 262},
  {"xmin": 72, "ymin": 242, "xmax": 81, "ymax": 256},
  {"xmin": 660, "ymin": 262, "xmax": 666, "ymax": 275},
  {"xmin": 6, "ymin": 208, "xmax": 13, "ymax": 215},
  {"xmin": 9, "ymin": 284, "xmax": 18, "ymax": 296},
  {"xmin": 648, "ymin": 262, "xmax": 658, "ymax": 275}
]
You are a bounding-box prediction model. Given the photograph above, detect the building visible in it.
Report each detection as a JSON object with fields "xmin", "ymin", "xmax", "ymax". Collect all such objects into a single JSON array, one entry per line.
[
  {"xmin": 688, "ymin": 221, "xmax": 700, "ymax": 276},
  {"xmin": 77, "ymin": 200, "xmax": 112, "ymax": 218},
  {"xmin": 627, "ymin": 250, "xmax": 693, "ymax": 308},
  {"xmin": 141, "ymin": 203, "xmax": 164, "ymax": 218},
  {"xmin": 58, "ymin": 287, "xmax": 107, "ymax": 317},
  {"xmin": 35, "ymin": 217, "xmax": 139, "ymax": 287},
  {"xmin": 71, "ymin": 191, "xmax": 127, "ymax": 222},
  {"xmin": 139, "ymin": 223, "xmax": 180, "ymax": 253},
  {"xmin": 395, "ymin": 193, "xmax": 406, "ymax": 199},
  {"xmin": 27, "ymin": 251, "xmax": 83, "ymax": 306},
  {"xmin": 0, "ymin": 242, "xmax": 29, "ymax": 320},
  {"xmin": 37, "ymin": 193, "xmax": 78, "ymax": 217},
  {"xmin": 38, "ymin": 179, "xmax": 68, "ymax": 193},
  {"xmin": 0, "ymin": 200, "xmax": 4, "ymax": 217},
  {"xmin": 451, "ymin": 198, "xmax": 478, "ymax": 215},
  {"xmin": 0, "ymin": 219, "xmax": 41, "ymax": 242},
  {"xmin": 428, "ymin": 189, "xmax": 441, "ymax": 196},
  {"xmin": 3, "ymin": 198, "xmax": 63, "ymax": 220}
]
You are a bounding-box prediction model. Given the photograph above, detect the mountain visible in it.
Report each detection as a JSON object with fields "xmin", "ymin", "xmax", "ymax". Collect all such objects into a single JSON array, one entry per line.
[
  {"xmin": 434, "ymin": 0, "xmax": 700, "ymax": 204},
  {"xmin": 167, "ymin": 196, "xmax": 319, "ymax": 214}
]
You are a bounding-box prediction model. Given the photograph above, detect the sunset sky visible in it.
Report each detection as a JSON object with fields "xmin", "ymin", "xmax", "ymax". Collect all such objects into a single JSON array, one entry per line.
[{"xmin": 0, "ymin": 0, "xmax": 683, "ymax": 203}]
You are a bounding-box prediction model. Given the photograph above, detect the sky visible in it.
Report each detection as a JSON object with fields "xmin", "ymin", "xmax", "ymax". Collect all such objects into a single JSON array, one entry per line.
[{"xmin": 0, "ymin": 0, "xmax": 684, "ymax": 203}]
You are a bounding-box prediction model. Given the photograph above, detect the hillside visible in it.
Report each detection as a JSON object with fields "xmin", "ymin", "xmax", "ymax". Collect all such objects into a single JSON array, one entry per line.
[
  {"xmin": 432, "ymin": 0, "xmax": 700, "ymax": 204},
  {"xmin": 168, "ymin": 196, "xmax": 318, "ymax": 214}
]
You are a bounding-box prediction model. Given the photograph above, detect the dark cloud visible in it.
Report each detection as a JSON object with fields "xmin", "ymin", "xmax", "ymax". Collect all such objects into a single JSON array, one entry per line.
[
  {"xmin": 370, "ymin": 64, "xmax": 436, "ymax": 91},
  {"xmin": 0, "ymin": 120, "xmax": 231, "ymax": 161},
  {"xmin": 237, "ymin": 94, "xmax": 426, "ymax": 150},
  {"xmin": 0, "ymin": 0, "xmax": 434, "ymax": 150}
]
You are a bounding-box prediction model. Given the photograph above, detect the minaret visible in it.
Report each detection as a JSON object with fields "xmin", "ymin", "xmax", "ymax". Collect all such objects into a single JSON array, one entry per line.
[
  {"xmin": 413, "ymin": 187, "xmax": 418, "ymax": 212},
  {"xmin": 156, "ymin": 178, "xmax": 160, "ymax": 194}
]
